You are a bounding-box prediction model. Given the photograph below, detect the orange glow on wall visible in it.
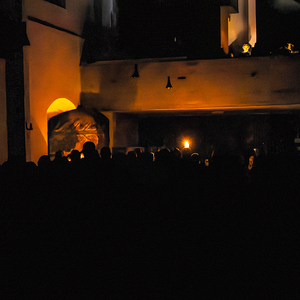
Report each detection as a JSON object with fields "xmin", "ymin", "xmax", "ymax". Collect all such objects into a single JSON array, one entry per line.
[
  {"xmin": 81, "ymin": 56, "xmax": 300, "ymax": 114},
  {"xmin": 24, "ymin": 19, "xmax": 83, "ymax": 163},
  {"xmin": 228, "ymin": 0, "xmax": 257, "ymax": 53},
  {"xmin": 47, "ymin": 98, "xmax": 77, "ymax": 119}
]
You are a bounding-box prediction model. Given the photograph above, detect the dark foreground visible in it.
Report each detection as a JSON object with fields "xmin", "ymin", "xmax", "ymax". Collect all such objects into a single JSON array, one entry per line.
[{"xmin": 1, "ymin": 155, "xmax": 299, "ymax": 299}]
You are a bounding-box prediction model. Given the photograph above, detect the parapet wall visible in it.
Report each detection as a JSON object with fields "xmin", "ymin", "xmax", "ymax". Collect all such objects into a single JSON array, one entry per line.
[{"xmin": 80, "ymin": 56, "xmax": 300, "ymax": 114}]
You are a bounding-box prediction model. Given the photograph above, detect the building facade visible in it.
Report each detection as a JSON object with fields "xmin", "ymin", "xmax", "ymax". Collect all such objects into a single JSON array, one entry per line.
[{"xmin": 1, "ymin": 0, "xmax": 300, "ymax": 163}]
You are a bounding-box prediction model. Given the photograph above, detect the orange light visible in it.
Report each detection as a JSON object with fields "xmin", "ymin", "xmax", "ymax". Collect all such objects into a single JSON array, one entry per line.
[
  {"xmin": 47, "ymin": 98, "xmax": 76, "ymax": 119},
  {"xmin": 286, "ymin": 43, "xmax": 299, "ymax": 54},
  {"xmin": 287, "ymin": 43, "xmax": 294, "ymax": 51},
  {"xmin": 242, "ymin": 44, "xmax": 251, "ymax": 54},
  {"xmin": 248, "ymin": 155, "xmax": 254, "ymax": 170},
  {"xmin": 205, "ymin": 159, "xmax": 209, "ymax": 167},
  {"xmin": 80, "ymin": 153, "xmax": 84, "ymax": 159},
  {"xmin": 182, "ymin": 138, "xmax": 192, "ymax": 149}
]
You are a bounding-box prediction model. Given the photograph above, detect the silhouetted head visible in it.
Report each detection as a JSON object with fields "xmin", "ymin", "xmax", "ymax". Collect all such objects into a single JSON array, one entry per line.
[
  {"xmin": 68, "ymin": 149, "xmax": 81, "ymax": 162},
  {"xmin": 1, "ymin": 161, "xmax": 9, "ymax": 171},
  {"xmin": 172, "ymin": 148, "xmax": 181, "ymax": 161},
  {"xmin": 52, "ymin": 150, "xmax": 68, "ymax": 166},
  {"xmin": 181, "ymin": 147, "xmax": 192, "ymax": 160},
  {"xmin": 140, "ymin": 151, "xmax": 154, "ymax": 163},
  {"xmin": 81, "ymin": 141, "xmax": 98, "ymax": 160},
  {"xmin": 25, "ymin": 161, "xmax": 37, "ymax": 175},
  {"xmin": 54, "ymin": 150, "xmax": 63, "ymax": 160},
  {"xmin": 38, "ymin": 155, "xmax": 51, "ymax": 169},
  {"xmin": 155, "ymin": 148, "xmax": 171, "ymax": 162},
  {"xmin": 190, "ymin": 152, "xmax": 201, "ymax": 164},
  {"xmin": 8, "ymin": 155, "xmax": 25, "ymax": 167},
  {"xmin": 100, "ymin": 147, "xmax": 111, "ymax": 160},
  {"xmin": 134, "ymin": 148, "xmax": 142, "ymax": 157},
  {"xmin": 26, "ymin": 161, "xmax": 37, "ymax": 168},
  {"xmin": 82, "ymin": 141, "xmax": 95, "ymax": 153},
  {"xmin": 127, "ymin": 151, "xmax": 137, "ymax": 161}
]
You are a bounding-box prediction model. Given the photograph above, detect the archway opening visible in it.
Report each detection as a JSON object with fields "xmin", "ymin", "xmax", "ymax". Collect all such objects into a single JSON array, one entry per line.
[
  {"xmin": 47, "ymin": 98, "xmax": 77, "ymax": 120},
  {"xmin": 47, "ymin": 106, "xmax": 109, "ymax": 159}
]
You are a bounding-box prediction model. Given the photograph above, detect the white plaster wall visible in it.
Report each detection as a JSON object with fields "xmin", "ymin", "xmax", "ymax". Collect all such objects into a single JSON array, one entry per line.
[
  {"xmin": 0, "ymin": 59, "xmax": 8, "ymax": 164},
  {"xmin": 24, "ymin": 20, "xmax": 84, "ymax": 163},
  {"xmin": 248, "ymin": 0, "xmax": 256, "ymax": 47},
  {"xmin": 80, "ymin": 56, "xmax": 300, "ymax": 113},
  {"xmin": 228, "ymin": 0, "xmax": 248, "ymax": 47},
  {"xmin": 23, "ymin": 0, "xmax": 94, "ymax": 36},
  {"xmin": 228, "ymin": 0, "xmax": 256, "ymax": 50},
  {"xmin": 102, "ymin": 0, "xmax": 118, "ymax": 27}
]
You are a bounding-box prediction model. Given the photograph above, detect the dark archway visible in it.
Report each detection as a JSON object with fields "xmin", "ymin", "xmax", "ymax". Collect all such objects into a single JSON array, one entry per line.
[{"xmin": 48, "ymin": 106, "xmax": 109, "ymax": 158}]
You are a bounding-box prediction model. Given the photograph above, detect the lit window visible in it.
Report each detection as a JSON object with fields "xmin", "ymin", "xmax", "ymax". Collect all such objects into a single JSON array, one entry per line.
[{"xmin": 44, "ymin": 0, "xmax": 66, "ymax": 8}]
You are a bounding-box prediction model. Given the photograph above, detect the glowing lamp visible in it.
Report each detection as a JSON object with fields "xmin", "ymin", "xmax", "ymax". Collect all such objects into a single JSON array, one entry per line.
[
  {"xmin": 166, "ymin": 76, "xmax": 172, "ymax": 89},
  {"xmin": 286, "ymin": 43, "xmax": 299, "ymax": 54},
  {"xmin": 242, "ymin": 44, "xmax": 251, "ymax": 55},
  {"xmin": 287, "ymin": 43, "xmax": 294, "ymax": 52},
  {"xmin": 184, "ymin": 140, "xmax": 190, "ymax": 148}
]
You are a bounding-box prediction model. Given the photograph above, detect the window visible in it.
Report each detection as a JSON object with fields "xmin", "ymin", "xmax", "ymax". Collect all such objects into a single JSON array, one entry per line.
[{"xmin": 44, "ymin": 0, "xmax": 66, "ymax": 9}]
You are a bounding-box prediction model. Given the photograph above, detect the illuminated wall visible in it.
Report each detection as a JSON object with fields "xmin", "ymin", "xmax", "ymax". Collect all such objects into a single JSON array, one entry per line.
[
  {"xmin": 220, "ymin": 5, "xmax": 236, "ymax": 55},
  {"xmin": 81, "ymin": 56, "xmax": 300, "ymax": 113},
  {"xmin": 22, "ymin": 0, "xmax": 92, "ymax": 163},
  {"xmin": 0, "ymin": 59, "xmax": 8, "ymax": 164},
  {"xmin": 80, "ymin": 56, "xmax": 300, "ymax": 149},
  {"xmin": 47, "ymin": 98, "xmax": 77, "ymax": 120},
  {"xmin": 12, "ymin": 0, "xmax": 299, "ymax": 159},
  {"xmin": 221, "ymin": 0, "xmax": 256, "ymax": 55},
  {"xmin": 22, "ymin": 0, "xmax": 93, "ymax": 33}
]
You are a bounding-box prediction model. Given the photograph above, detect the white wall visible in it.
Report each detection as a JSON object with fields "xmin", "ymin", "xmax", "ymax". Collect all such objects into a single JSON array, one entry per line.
[
  {"xmin": 227, "ymin": 0, "xmax": 256, "ymax": 53},
  {"xmin": 23, "ymin": 0, "xmax": 91, "ymax": 163},
  {"xmin": 23, "ymin": 0, "xmax": 94, "ymax": 36}
]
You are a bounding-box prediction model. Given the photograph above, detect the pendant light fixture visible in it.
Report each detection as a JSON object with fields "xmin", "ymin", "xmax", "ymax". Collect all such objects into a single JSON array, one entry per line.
[
  {"xmin": 166, "ymin": 76, "xmax": 172, "ymax": 89},
  {"xmin": 131, "ymin": 64, "xmax": 139, "ymax": 78}
]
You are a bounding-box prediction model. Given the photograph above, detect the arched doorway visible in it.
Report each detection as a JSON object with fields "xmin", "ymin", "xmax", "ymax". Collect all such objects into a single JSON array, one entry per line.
[{"xmin": 47, "ymin": 105, "xmax": 109, "ymax": 159}]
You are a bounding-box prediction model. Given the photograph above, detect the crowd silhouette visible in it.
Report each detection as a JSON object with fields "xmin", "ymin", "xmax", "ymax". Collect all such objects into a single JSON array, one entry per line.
[{"xmin": 1, "ymin": 141, "xmax": 300, "ymax": 298}]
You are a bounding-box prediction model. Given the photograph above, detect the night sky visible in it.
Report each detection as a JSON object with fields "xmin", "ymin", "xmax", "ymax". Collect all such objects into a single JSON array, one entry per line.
[
  {"xmin": 82, "ymin": 0, "xmax": 300, "ymax": 62},
  {"xmin": 256, "ymin": 0, "xmax": 300, "ymax": 54},
  {"xmin": 117, "ymin": 0, "xmax": 221, "ymax": 59}
]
